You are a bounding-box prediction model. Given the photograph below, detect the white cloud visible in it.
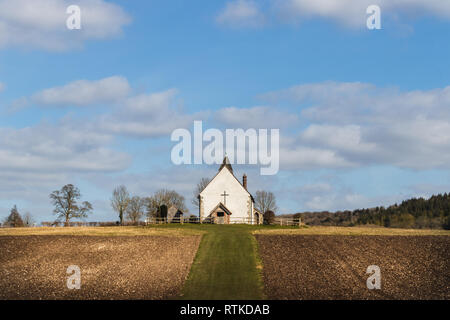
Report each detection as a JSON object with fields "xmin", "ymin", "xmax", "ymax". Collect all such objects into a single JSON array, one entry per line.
[
  {"xmin": 32, "ymin": 76, "xmax": 131, "ymax": 106},
  {"xmin": 286, "ymin": 180, "xmax": 364, "ymax": 211},
  {"xmin": 215, "ymin": 105, "xmax": 298, "ymax": 128},
  {"xmin": 275, "ymin": 0, "xmax": 450, "ymax": 28},
  {"xmin": 304, "ymin": 192, "xmax": 367, "ymax": 211},
  {"xmin": 16, "ymin": 77, "xmax": 198, "ymax": 137},
  {"xmin": 0, "ymin": 121, "xmax": 130, "ymax": 173},
  {"xmin": 123, "ymin": 89, "xmax": 178, "ymax": 114},
  {"xmin": 0, "ymin": 82, "xmax": 4, "ymax": 92},
  {"xmin": 288, "ymin": 180, "xmax": 407, "ymax": 212},
  {"xmin": 280, "ymin": 146, "xmax": 356, "ymax": 170},
  {"xmin": 300, "ymin": 124, "xmax": 377, "ymax": 154},
  {"xmin": 7, "ymin": 97, "xmax": 29, "ymax": 113},
  {"xmin": 263, "ymin": 81, "xmax": 374, "ymax": 102},
  {"xmin": 0, "ymin": 0, "xmax": 131, "ymax": 51},
  {"xmin": 407, "ymin": 183, "xmax": 450, "ymax": 199},
  {"xmin": 0, "ymin": 170, "xmax": 68, "ymax": 202},
  {"xmin": 264, "ymin": 81, "xmax": 450, "ymax": 170},
  {"xmin": 216, "ymin": 0, "xmax": 265, "ymax": 28},
  {"xmin": 0, "ymin": 119, "xmax": 131, "ymax": 218},
  {"xmin": 98, "ymin": 88, "xmax": 199, "ymax": 137}
]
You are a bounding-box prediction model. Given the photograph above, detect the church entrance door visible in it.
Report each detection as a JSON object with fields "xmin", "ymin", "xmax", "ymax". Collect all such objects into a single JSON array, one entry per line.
[{"xmin": 217, "ymin": 212, "xmax": 225, "ymax": 224}]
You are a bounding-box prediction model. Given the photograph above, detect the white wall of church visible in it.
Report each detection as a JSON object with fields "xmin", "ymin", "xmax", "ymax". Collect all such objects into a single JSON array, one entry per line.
[{"xmin": 200, "ymin": 168, "xmax": 251, "ymax": 221}]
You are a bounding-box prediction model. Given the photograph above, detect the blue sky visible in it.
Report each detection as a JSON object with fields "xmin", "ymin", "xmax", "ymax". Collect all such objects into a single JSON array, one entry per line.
[{"xmin": 1, "ymin": 0, "xmax": 450, "ymax": 222}]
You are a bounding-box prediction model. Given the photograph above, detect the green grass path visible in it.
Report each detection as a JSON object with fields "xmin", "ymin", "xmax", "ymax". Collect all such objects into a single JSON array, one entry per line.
[{"xmin": 180, "ymin": 224, "xmax": 265, "ymax": 300}]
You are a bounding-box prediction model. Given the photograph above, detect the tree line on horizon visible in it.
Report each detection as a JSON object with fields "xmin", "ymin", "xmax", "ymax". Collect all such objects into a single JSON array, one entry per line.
[
  {"xmin": 291, "ymin": 193, "xmax": 450, "ymax": 230},
  {"xmin": 6, "ymin": 182, "xmax": 450, "ymax": 230},
  {"xmin": 3, "ymin": 181, "xmax": 449, "ymax": 229},
  {"xmin": 1, "ymin": 180, "xmax": 278, "ymax": 227}
]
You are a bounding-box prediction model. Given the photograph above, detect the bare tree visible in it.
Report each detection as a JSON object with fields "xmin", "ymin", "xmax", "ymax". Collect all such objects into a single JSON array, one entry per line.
[
  {"xmin": 49, "ymin": 184, "xmax": 92, "ymax": 226},
  {"xmin": 255, "ymin": 190, "xmax": 278, "ymax": 216},
  {"xmin": 192, "ymin": 177, "xmax": 211, "ymax": 208},
  {"xmin": 111, "ymin": 185, "xmax": 130, "ymax": 225},
  {"xmin": 126, "ymin": 196, "xmax": 145, "ymax": 224},
  {"xmin": 23, "ymin": 212, "xmax": 35, "ymax": 227},
  {"xmin": 146, "ymin": 189, "xmax": 187, "ymax": 217}
]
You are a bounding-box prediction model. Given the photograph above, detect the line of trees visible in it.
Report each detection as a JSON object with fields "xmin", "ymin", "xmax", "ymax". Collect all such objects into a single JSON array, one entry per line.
[
  {"xmin": 3, "ymin": 184, "xmax": 94, "ymax": 228},
  {"xmin": 111, "ymin": 185, "xmax": 187, "ymax": 225},
  {"xmin": 9, "ymin": 180, "xmax": 448, "ymax": 230},
  {"xmin": 292, "ymin": 193, "xmax": 450, "ymax": 230},
  {"xmin": 2, "ymin": 176, "xmax": 280, "ymax": 227},
  {"xmin": 1, "ymin": 205, "xmax": 35, "ymax": 228},
  {"xmin": 2, "ymin": 183, "xmax": 190, "ymax": 228}
]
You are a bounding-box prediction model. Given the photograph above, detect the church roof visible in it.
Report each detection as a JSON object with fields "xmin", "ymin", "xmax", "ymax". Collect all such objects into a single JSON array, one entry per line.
[{"xmin": 218, "ymin": 156, "xmax": 233, "ymax": 173}]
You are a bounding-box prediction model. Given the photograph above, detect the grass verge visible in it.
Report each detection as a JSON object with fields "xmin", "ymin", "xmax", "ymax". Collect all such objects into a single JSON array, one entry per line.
[{"xmin": 179, "ymin": 224, "xmax": 266, "ymax": 300}]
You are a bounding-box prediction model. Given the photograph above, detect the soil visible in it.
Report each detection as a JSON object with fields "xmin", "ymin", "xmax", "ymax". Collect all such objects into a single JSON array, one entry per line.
[
  {"xmin": 0, "ymin": 235, "xmax": 201, "ymax": 300},
  {"xmin": 255, "ymin": 235, "xmax": 450, "ymax": 300}
]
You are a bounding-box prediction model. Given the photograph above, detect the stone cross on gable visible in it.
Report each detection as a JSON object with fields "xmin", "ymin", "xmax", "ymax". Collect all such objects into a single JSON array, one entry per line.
[{"xmin": 221, "ymin": 190, "xmax": 229, "ymax": 205}]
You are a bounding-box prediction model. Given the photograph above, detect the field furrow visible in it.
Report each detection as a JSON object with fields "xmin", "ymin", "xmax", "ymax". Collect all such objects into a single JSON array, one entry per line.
[
  {"xmin": 0, "ymin": 235, "xmax": 201, "ymax": 300},
  {"xmin": 256, "ymin": 235, "xmax": 450, "ymax": 300}
]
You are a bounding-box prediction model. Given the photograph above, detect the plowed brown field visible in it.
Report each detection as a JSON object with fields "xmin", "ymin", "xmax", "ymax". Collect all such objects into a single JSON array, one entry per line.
[
  {"xmin": 256, "ymin": 235, "xmax": 450, "ymax": 300},
  {"xmin": 0, "ymin": 235, "xmax": 201, "ymax": 300}
]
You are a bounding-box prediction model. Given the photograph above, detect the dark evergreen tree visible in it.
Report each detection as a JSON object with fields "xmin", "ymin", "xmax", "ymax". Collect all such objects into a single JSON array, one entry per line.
[{"xmin": 4, "ymin": 205, "xmax": 24, "ymax": 227}]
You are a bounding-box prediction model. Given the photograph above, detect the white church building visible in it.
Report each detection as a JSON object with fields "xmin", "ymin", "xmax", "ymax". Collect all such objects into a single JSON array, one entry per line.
[{"xmin": 198, "ymin": 157, "xmax": 263, "ymax": 224}]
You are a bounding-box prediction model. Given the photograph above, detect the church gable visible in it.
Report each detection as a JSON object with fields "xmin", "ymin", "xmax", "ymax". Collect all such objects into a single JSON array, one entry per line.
[
  {"xmin": 198, "ymin": 157, "xmax": 258, "ymax": 223},
  {"xmin": 198, "ymin": 157, "xmax": 258, "ymax": 224},
  {"xmin": 208, "ymin": 202, "xmax": 232, "ymax": 224},
  {"xmin": 200, "ymin": 165, "xmax": 249, "ymax": 198},
  {"xmin": 209, "ymin": 202, "xmax": 232, "ymax": 216}
]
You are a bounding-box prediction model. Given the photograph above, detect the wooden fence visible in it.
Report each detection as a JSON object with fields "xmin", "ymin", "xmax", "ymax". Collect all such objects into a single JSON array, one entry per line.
[
  {"xmin": 144, "ymin": 216, "xmax": 261, "ymax": 224},
  {"xmin": 34, "ymin": 217, "xmax": 302, "ymax": 227},
  {"xmin": 144, "ymin": 216, "xmax": 302, "ymax": 226},
  {"xmin": 273, "ymin": 217, "xmax": 302, "ymax": 226}
]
